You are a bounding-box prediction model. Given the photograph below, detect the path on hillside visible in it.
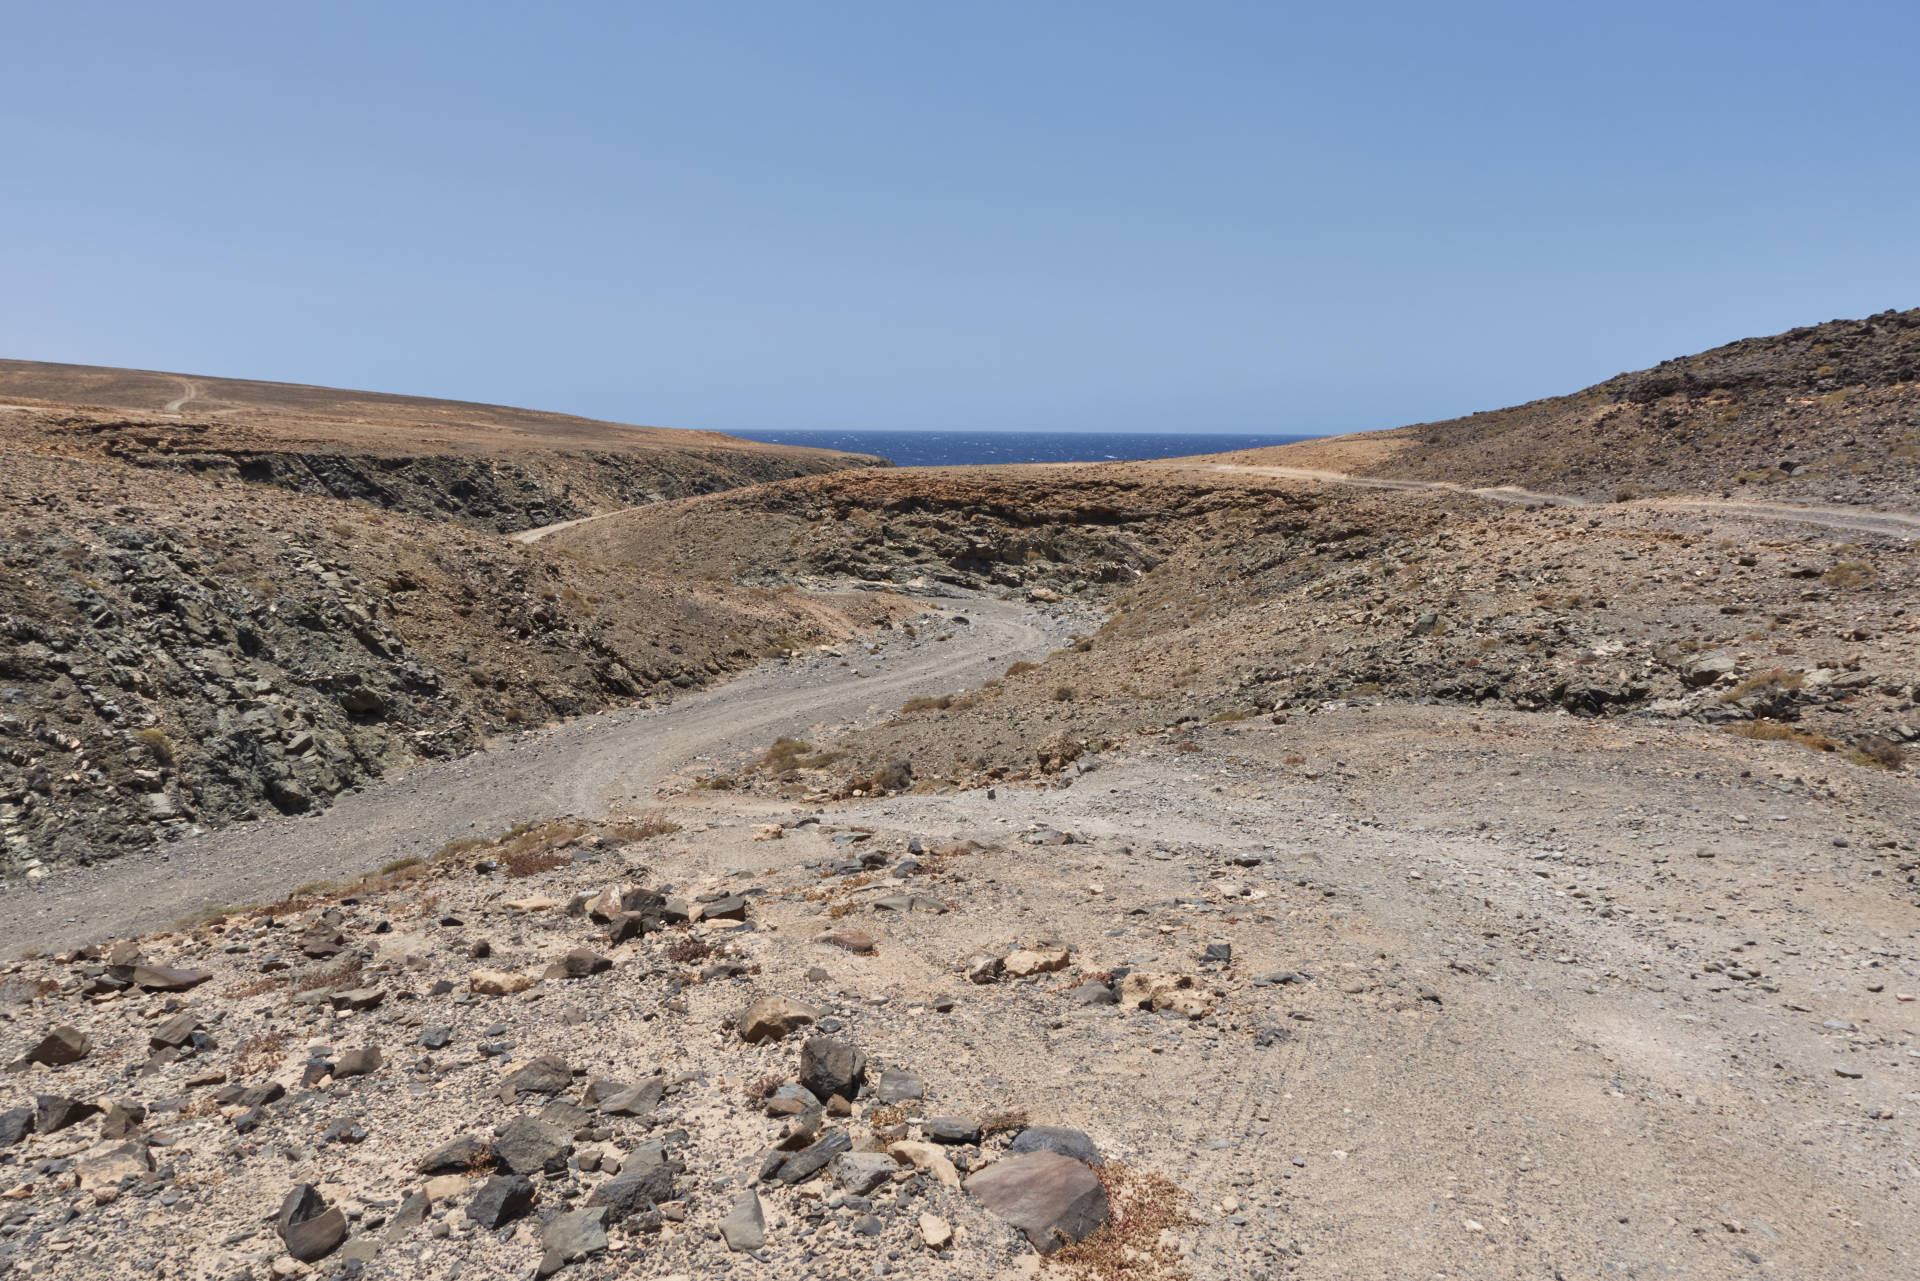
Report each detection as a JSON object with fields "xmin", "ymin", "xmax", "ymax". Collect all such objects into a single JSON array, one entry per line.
[
  {"xmin": 1167, "ymin": 461, "xmax": 1920, "ymax": 540},
  {"xmin": 0, "ymin": 598, "xmax": 1065, "ymax": 949},
  {"xmin": 162, "ymin": 379, "xmax": 201, "ymax": 412},
  {"xmin": 508, "ymin": 506, "xmax": 636, "ymax": 543}
]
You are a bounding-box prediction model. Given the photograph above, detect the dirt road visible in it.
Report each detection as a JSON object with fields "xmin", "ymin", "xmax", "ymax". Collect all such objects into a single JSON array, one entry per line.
[
  {"xmin": 1167, "ymin": 461, "xmax": 1920, "ymax": 540},
  {"xmin": 0, "ymin": 597, "xmax": 1068, "ymax": 950}
]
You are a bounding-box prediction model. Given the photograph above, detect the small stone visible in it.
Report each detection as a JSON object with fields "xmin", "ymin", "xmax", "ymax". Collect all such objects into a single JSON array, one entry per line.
[
  {"xmin": 739, "ymin": 996, "xmax": 820, "ymax": 1044},
  {"xmin": 498, "ymin": 1056, "xmax": 572, "ymax": 1103},
  {"xmin": 538, "ymin": 1205, "xmax": 609, "ymax": 1275},
  {"xmin": 887, "ymin": 1140, "xmax": 961, "ymax": 1190},
  {"xmin": 919, "ymin": 1213, "xmax": 952, "ymax": 1250},
  {"xmin": 718, "ymin": 1190, "xmax": 766, "ymax": 1251},
  {"xmin": 469, "ymin": 969, "xmax": 534, "ymax": 996},
  {"xmin": 1002, "ymin": 947, "xmax": 1071, "ymax": 978},
  {"xmin": 544, "ymin": 948, "xmax": 612, "ymax": 980},
  {"xmin": 335, "ymin": 1046, "xmax": 382, "ymax": 1078},
  {"xmin": 925, "ymin": 1116, "xmax": 981, "ymax": 1145},
  {"xmin": 329, "ymin": 987, "xmax": 384, "ymax": 1012},
  {"xmin": 492, "ymin": 1116, "xmax": 572, "ymax": 1175}
]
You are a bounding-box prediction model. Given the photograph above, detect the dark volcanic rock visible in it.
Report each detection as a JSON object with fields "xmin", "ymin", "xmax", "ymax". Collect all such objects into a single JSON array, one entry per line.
[
  {"xmin": 1009, "ymin": 1125, "xmax": 1104, "ymax": 1166},
  {"xmin": 587, "ymin": 1161, "xmax": 677, "ymax": 1223},
  {"xmin": 468, "ymin": 1174, "xmax": 537, "ymax": 1229},
  {"xmin": 964, "ymin": 1151, "xmax": 1108, "ymax": 1255},
  {"xmin": 798, "ymin": 1036, "xmax": 866, "ymax": 1102},
  {"xmin": 34, "ymin": 1094, "xmax": 102, "ymax": 1134},
  {"xmin": 23, "ymin": 1025, "xmax": 91, "ymax": 1066}
]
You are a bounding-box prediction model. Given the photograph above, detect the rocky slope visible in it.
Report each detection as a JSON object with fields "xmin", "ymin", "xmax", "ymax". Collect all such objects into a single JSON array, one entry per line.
[
  {"xmin": 1211, "ymin": 307, "xmax": 1920, "ymax": 508},
  {"xmin": 0, "ymin": 443, "xmax": 902, "ymax": 868},
  {"xmin": 549, "ymin": 466, "xmax": 1919, "ymax": 797}
]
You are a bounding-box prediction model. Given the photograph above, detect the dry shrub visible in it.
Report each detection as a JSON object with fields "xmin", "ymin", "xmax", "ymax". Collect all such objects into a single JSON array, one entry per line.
[
  {"xmin": 1824, "ymin": 561, "xmax": 1875, "ymax": 588},
  {"xmin": 900, "ymin": 695, "xmax": 955, "ymax": 713},
  {"xmin": 503, "ymin": 849, "xmax": 573, "ymax": 878},
  {"xmin": 1005, "ymin": 660, "xmax": 1039, "ymax": 677},
  {"xmin": 743, "ymin": 1073, "xmax": 783, "ymax": 1101},
  {"xmin": 824, "ymin": 902, "xmax": 856, "ymax": 919},
  {"xmin": 612, "ymin": 811, "xmax": 680, "ymax": 840},
  {"xmin": 1052, "ymin": 685, "xmax": 1077, "ymax": 702},
  {"xmin": 665, "ymin": 938, "xmax": 715, "ymax": 965},
  {"xmin": 135, "ymin": 726, "xmax": 176, "ymax": 766},
  {"xmin": 293, "ymin": 960, "xmax": 363, "ymax": 994},
  {"xmin": 693, "ymin": 774, "xmax": 736, "ymax": 791},
  {"xmin": 760, "ymin": 737, "xmax": 841, "ymax": 774},
  {"xmin": 865, "ymin": 1103, "xmax": 907, "ymax": 1128},
  {"xmin": 1849, "ymin": 736, "xmax": 1907, "ymax": 770},
  {"xmin": 1173, "ymin": 740, "xmax": 1201, "ymax": 754},
  {"xmin": 221, "ymin": 974, "xmax": 285, "ymax": 1000},
  {"xmin": 1049, "ymin": 1163, "xmax": 1195, "ymax": 1281},
  {"xmin": 231, "ymin": 1030, "xmax": 289, "ymax": 1077},
  {"xmin": 380, "ymin": 856, "xmax": 425, "ymax": 875},
  {"xmin": 979, "ymin": 1108, "xmax": 1029, "ymax": 1135},
  {"xmin": 1281, "ymin": 753, "xmax": 1306, "ymax": 766},
  {"xmin": 1729, "ymin": 720, "xmax": 1839, "ymax": 753},
  {"xmin": 1721, "ymin": 668, "xmax": 1805, "ymax": 702}
]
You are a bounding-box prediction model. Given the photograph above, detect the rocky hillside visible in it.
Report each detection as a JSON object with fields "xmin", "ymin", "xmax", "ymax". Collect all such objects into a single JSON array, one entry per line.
[
  {"xmin": 551, "ymin": 466, "xmax": 1918, "ymax": 796},
  {"xmin": 1216, "ymin": 308, "xmax": 1920, "ymax": 507},
  {"xmin": 0, "ymin": 441, "xmax": 900, "ymax": 868}
]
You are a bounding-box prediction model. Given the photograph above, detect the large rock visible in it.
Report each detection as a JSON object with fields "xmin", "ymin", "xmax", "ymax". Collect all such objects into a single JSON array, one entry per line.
[
  {"xmin": 335, "ymin": 1046, "xmax": 382, "ymax": 1078},
  {"xmin": 468, "ymin": 1174, "xmax": 537, "ymax": 1229},
  {"xmin": 537, "ymin": 1206, "xmax": 609, "ymax": 1276},
  {"xmin": 417, "ymin": 1134, "xmax": 490, "ymax": 1174},
  {"xmin": 493, "ymin": 1116, "xmax": 572, "ymax": 1175},
  {"xmin": 587, "ymin": 1161, "xmax": 676, "ymax": 1223},
  {"xmin": 1684, "ymin": 651, "xmax": 1739, "ymax": 687},
  {"xmin": 0, "ymin": 1107, "xmax": 31, "ymax": 1148},
  {"xmin": 1009, "ymin": 1126, "xmax": 1103, "ymax": 1166},
  {"xmin": 739, "ymin": 997, "xmax": 819, "ymax": 1044},
  {"xmin": 964, "ymin": 1151, "xmax": 1108, "ymax": 1255},
  {"xmin": 875, "ymin": 1068, "xmax": 925, "ymax": 1103},
  {"xmin": 833, "ymin": 1151, "xmax": 896, "ymax": 1196},
  {"xmin": 129, "ymin": 965, "xmax": 210, "ymax": 992},
  {"xmin": 278, "ymin": 1184, "xmax": 348, "ymax": 1263},
  {"xmin": 498, "ymin": 1056, "xmax": 572, "ymax": 1103},
  {"xmin": 34, "ymin": 1094, "xmax": 101, "ymax": 1134},
  {"xmin": 771, "ymin": 1129, "xmax": 851, "ymax": 1185},
  {"xmin": 76, "ymin": 1139, "xmax": 152, "ymax": 1192},
  {"xmin": 718, "ymin": 1189, "xmax": 766, "ymax": 1252},
  {"xmin": 798, "ymin": 1036, "xmax": 865, "ymax": 1102},
  {"xmin": 23, "ymin": 1026, "xmax": 91, "ymax": 1066}
]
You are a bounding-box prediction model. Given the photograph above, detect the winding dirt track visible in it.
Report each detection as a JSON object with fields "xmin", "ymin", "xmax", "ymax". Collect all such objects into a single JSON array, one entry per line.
[
  {"xmin": 0, "ymin": 598, "xmax": 1062, "ymax": 951},
  {"xmin": 1166, "ymin": 462, "xmax": 1920, "ymax": 540}
]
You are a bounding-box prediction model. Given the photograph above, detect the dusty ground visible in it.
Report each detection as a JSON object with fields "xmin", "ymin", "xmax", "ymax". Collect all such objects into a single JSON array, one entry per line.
[{"xmin": 2, "ymin": 701, "xmax": 1913, "ymax": 1281}]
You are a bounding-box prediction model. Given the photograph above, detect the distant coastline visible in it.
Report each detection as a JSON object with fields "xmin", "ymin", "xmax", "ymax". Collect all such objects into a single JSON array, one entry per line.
[{"xmin": 725, "ymin": 428, "xmax": 1317, "ymax": 467}]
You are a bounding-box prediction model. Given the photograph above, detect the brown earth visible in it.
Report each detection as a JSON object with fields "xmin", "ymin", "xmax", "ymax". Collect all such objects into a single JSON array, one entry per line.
[{"xmin": 1203, "ymin": 308, "xmax": 1920, "ymax": 510}]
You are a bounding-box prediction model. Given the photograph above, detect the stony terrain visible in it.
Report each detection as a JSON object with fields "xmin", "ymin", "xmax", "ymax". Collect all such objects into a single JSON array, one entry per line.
[
  {"xmin": 550, "ymin": 466, "xmax": 1919, "ymax": 795},
  {"xmin": 3, "ymin": 314, "xmax": 1918, "ymax": 1281},
  {"xmin": 0, "ymin": 393, "xmax": 881, "ymax": 864},
  {"xmin": 1208, "ymin": 308, "xmax": 1920, "ymax": 510},
  {"xmin": 1, "ymin": 698, "xmax": 1914, "ymax": 1281}
]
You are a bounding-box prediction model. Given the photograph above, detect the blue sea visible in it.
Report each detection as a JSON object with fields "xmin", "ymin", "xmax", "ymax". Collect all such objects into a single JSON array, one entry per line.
[{"xmin": 729, "ymin": 429, "xmax": 1316, "ymax": 468}]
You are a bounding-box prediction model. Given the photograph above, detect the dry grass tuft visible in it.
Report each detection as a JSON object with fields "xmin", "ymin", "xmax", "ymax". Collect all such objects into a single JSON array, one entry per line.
[
  {"xmin": 760, "ymin": 737, "xmax": 842, "ymax": 775},
  {"xmin": 231, "ymin": 1030, "xmax": 289, "ymax": 1076},
  {"xmin": 611, "ymin": 810, "xmax": 681, "ymax": 840},
  {"xmin": 221, "ymin": 974, "xmax": 285, "ymax": 1000},
  {"xmin": 292, "ymin": 960, "xmax": 363, "ymax": 994},
  {"xmin": 1728, "ymin": 720, "xmax": 1839, "ymax": 753},
  {"xmin": 1721, "ymin": 668, "xmax": 1805, "ymax": 702},
  {"xmin": 665, "ymin": 938, "xmax": 716, "ymax": 965},
  {"xmin": 979, "ymin": 1108, "xmax": 1029, "ymax": 1135},
  {"xmin": 1848, "ymin": 736, "xmax": 1907, "ymax": 770},
  {"xmin": 502, "ymin": 849, "xmax": 573, "ymax": 878}
]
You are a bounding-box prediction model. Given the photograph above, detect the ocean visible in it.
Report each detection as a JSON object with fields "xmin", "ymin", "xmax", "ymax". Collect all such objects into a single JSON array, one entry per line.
[{"xmin": 727, "ymin": 429, "xmax": 1315, "ymax": 468}]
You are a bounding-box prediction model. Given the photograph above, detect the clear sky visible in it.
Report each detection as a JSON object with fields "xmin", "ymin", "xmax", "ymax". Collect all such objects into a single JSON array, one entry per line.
[{"xmin": 4, "ymin": 2, "xmax": 1916, "ymax": 435}]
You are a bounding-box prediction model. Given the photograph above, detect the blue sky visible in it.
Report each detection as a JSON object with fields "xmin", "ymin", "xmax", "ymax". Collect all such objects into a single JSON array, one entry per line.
[{"xmin": 4, "ymin": 2, "xmax": 1916, "ymax": 435}]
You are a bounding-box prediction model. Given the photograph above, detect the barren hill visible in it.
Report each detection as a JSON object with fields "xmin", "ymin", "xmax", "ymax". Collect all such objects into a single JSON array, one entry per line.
[
  {"xmin": 0, "ymin": 358, "xmax": 883, "ymax": 534},
  {"xmin": 1213, "ymin": 307, "xmax": 1920, "ymax": 508}
]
